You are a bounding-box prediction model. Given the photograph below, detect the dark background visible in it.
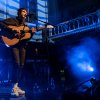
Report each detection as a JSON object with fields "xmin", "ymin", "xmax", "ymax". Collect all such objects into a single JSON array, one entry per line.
[{"xmin": 48, "ymin": 0, "xmax": 100, "ymax": 24}]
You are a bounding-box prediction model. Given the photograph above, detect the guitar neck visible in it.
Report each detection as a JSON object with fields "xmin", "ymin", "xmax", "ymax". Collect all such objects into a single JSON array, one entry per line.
[{"xmin": 20, "ymin": 29, "xmax": 32, "ymax": 33}]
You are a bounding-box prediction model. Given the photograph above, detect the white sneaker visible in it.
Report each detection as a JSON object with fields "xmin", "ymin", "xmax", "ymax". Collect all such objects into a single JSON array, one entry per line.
[
  {"xmin": 12, "ymin": 83, "xmax": 25, "ymax": 96},
  {"xmin": 11, "ymin": 83, "xmax": 19, "ymax": 96}
]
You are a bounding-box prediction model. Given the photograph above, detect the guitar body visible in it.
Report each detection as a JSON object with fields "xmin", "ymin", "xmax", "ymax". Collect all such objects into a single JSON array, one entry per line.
[
  {"xmin": 2, "ymin": 36, "xmax": 20, "ymax": 46},
  {"xmin": 2, "ymin": 25, "xmax": 31, "ymax": 46}
]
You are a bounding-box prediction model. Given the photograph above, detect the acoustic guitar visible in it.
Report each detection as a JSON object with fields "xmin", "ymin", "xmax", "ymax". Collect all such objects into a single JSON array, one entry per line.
[
  {"xmin": 1, "ymin": 25, "xmax": 35, "ymax": 46},
  {"xmin": 1, "ymin": 25, "xmax": 54, "ymax": 46}
]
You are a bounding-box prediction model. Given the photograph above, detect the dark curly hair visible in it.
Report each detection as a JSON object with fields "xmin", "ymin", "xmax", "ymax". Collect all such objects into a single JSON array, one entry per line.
[{"xmin": 17, "ymin": 8, "xmax": 28, "ymax": 16}]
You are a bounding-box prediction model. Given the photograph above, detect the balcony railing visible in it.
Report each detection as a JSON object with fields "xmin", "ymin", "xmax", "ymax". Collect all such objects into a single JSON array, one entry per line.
[{"xmin": 48, "ymin": 9, "xmax": 100, "ymax": 40}]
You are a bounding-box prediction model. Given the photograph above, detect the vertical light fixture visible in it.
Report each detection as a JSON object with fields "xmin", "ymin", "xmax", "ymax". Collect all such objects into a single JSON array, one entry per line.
[{"xmin": 37, "ymin": 0, "xmax": 48, "ymax": 27}]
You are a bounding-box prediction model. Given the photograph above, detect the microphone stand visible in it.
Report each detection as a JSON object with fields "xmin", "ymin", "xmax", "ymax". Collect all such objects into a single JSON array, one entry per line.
[
  {"xmin": 33, "ymin": 17, "xmax": 55, "ymax": 91},
  {"xmin": 34, "ymin": 17, "xmax": 55, "ymax": 41}
]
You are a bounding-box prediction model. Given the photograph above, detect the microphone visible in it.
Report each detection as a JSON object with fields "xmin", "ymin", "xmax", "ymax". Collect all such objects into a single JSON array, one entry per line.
[
  {"xmin": 25, "ymin": 13, "xmax": 38, "ymax": 20},
  {"xmin": 26, "ymin": 13, "xmax": 35, "ymax": 17}
]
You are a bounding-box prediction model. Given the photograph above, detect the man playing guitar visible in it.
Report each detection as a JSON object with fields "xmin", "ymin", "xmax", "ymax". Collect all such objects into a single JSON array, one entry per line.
[
  {"xmin": 0, "ymin": 7, "xmax": 54, "ymax": 96},
  {"xmin": 0, "ymin": 8, "xmax": 36, "ymax": 96}
]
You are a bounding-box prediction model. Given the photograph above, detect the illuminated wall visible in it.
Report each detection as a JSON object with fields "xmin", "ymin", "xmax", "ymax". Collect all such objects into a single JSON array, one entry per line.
[
  {"xmin": 0, "ymin": 0, "xmax": 20, "ymax": 20},
  {"xmin": 0, "ymin": 1, "xmax": 6, "ymax": 20},
  {"xmin": 37, "ymin": 0, "xmax": 48, "ymax": 26}
]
